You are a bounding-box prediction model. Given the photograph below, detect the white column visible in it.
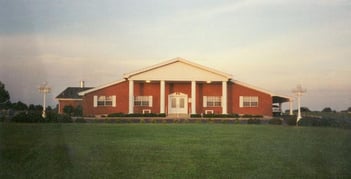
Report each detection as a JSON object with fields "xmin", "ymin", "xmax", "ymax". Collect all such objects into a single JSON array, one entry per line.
[
  {"xmin": 128, "ymin": 80, "xmax": 134, "ymax": 114},
  {"xmin": 191, "ymin": 81, "xmax": 196, "ymax": 114},
  {"xmin": 222, "ymin": 81, "xmax": 227, "ymax": 114},
  {"xmin": 289, "ymin": 99, "xmax": 293, "ymax": 115},
  {"xmin": 160, "ymin": 80, "xmax": 165, "ymax": 114}
]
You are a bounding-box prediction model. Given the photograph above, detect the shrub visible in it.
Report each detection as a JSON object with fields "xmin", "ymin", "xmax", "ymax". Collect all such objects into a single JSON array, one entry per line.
[
  {"xmin": 190, "ymin": 114, "xmax": 202, "ymax": 118},
  {"xmin": 248, "ymin": 118, "xmax": 261, "ymax": 124},
  {"xmin": 283, "ymin": 115, "xmax": 297, "ymax": 126},
  {"xmin": 12, "ymin": 112, "xmax": 27, "ymax": 122},
  {"xmin": 56, "ymin": 114, "xmax": 73, "ymax": 123},
  {"xmin": 190, "ymin": 113, "xmax": 239, "ymax": 118},
  {"xmin": 75, "ymin": 118, "xmax": 86, "ymax": 123},
  {"xmin": 269, "ymin": 118, "xmax": 282, "ymax": 125},
  {"xmin": 108, "ymin": 113, "xmax": 125, "ymax": 117},
  {"xmin": 241, "ymin": 114, "xmax": 263, "ymax": 118},
  {"xmin": 107, "ymin": 113, "xmax": 166, "ymax": 117},
  {"xmin": 12, "ymin": 111, "xmax": 43, "ymax": 123},
  {"xmin": 298, "ymin": 117, "xmax": 337, "ymax": 127}
]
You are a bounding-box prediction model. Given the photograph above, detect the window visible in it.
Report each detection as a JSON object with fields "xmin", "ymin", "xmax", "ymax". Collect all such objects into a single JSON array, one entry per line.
[
  {"xmin": 203, "ymin": 96, "xmax": 221, "ymax": 107},
  {"xmin": 94, "ymin": 95, "xmax": 116, "ymax": 107},
  {"xmin": 240, "ymin": 96, "xmax": 259, "ymax": 107},
  {"xmin": 134, "ymin": 96, "xmax": 153, "ymax": 107}
]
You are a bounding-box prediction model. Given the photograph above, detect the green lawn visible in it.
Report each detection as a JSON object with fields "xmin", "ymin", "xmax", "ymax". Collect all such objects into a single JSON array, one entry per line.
[{"xmin": 1, "ymin": 123, "xmax": 350, "ymax": 178}]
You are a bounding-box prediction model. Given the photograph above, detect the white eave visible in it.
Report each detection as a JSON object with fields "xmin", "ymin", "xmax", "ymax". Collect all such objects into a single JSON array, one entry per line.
[
  {"xmin": 78, "ymin": 79, "xmax": 126, "ymax": 96},
  {"xmin": 233, "ymin": 80, "xmax": 293, "ymax": 101}
]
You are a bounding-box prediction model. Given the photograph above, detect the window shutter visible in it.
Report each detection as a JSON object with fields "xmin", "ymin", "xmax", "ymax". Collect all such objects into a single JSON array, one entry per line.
[
  {"xmin": 149, "ymin": 96, "xmax": 153, "ymax": 107},
  {"xmin": 93, "ymin": 96, "xmax": 98, "ymax": 107},
  {"xmin": 239, "ymin": 96, "xmax": 243, "ymax": 108},
  {"xmin": 203, "ymin": 96, "xmax": 207, "ymax": 107},
  {"xmin": 112, "ymin": 95, "xmax": 116, "ymax": 107}
]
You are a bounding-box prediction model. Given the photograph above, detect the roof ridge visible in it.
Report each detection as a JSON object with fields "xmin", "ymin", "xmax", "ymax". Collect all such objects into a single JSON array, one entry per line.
[{"xmin": 123, "ymin": 57, "xmax": 232, "ymax": 79}]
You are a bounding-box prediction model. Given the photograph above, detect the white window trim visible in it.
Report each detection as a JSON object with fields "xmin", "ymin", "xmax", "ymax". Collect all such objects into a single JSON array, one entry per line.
[
  {"xmin": 203, "ymin": 96, "xmax": 222, "ymax": 107},
  {"xmin": 93, "ymin": 95, "xmax": 116, "ymax": 107},
  {"xmin": 134, "ymin": 96, "xmax": 153, "ymax": 107},
  {"xmin": 239, "ymin": 96, "xmax": 259, "ymax": 108}
]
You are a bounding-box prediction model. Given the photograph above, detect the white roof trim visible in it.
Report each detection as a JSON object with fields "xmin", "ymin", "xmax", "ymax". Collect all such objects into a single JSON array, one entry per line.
[
  {"xmin": 123, "ymin": 57, "xmax": 233, "ymax": 80},
  {"xmin": 78, "ymin": 79, "xmax": 126, "ymax": 96},
  {"xmin": 233, "ymin": 80, "xmax": 273, "ymax": 95},
  {"xmin": 233, "ymin": 80, "xmax": 293, "ymax": 100}
]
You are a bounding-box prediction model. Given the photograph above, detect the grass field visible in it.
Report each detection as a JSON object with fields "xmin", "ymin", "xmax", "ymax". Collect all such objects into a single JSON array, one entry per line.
[{"xmin": 1, "ymin": 123, "xmax": 350, "ymax": 178}]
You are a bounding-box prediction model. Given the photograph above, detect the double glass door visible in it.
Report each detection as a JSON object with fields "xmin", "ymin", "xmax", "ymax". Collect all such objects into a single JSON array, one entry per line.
[{"xmin": 168, "ymin": 93, "xmax": 188, "ymax": 114}]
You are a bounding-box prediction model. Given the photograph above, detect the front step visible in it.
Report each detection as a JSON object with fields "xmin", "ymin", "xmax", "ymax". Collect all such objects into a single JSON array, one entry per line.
[{"xmin": 167, "ymin": 114, "xmax": 190, "ymax": 118}]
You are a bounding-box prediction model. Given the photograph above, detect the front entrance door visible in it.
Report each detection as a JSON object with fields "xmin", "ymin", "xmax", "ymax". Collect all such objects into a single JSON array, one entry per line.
[{"xmin": 168, "ymin": 93, "xmax": 188, "ymax": 114}]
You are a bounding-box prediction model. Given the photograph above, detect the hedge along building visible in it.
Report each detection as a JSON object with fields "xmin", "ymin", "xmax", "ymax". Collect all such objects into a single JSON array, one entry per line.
[{"xmin": 78, "ymin": 58, "xmax": 292, "ymax": 117}]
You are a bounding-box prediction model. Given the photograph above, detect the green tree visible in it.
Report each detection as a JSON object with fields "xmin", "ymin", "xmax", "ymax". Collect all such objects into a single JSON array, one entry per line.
[
  {"xmin": 29, "ymin": 104, "xmax": 43, "ymax": 111},
  {"xmin": 322, "ymin": 107, "xmax": 333, "ymax": 112},
  {"xmin": 0, "ymin": 81, "xmax": 10, "ymax": 109},
  {"xmin": 12, "ymin": 101, "xmax": 28, "ymax": 110},
  {"xmin": 300, "ymin": 107, "xmax": 311, "ymax": 112}
]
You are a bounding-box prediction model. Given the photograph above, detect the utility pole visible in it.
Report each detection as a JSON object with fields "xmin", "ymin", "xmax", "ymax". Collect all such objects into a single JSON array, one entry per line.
[
  {"xmin": 39, "ymin": 82, "xmax": 51, "ymax": 118},
  {"xmin": 292, "ymin": 84, "xmax": 306, "ymax": 126}
]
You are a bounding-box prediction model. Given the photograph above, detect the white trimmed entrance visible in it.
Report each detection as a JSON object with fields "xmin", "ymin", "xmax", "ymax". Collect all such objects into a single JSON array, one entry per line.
[{"xmin": 168, "ymin": 92, "xmax": 188, "ymax": 115}]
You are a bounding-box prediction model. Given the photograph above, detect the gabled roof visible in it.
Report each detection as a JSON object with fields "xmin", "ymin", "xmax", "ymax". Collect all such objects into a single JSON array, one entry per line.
[
  {"xmin": 123, "ymin": 57, "xmax": 233, "ymax": 81},
  {"xmin": 78, "ymin": 79, "xmax": 126, "ymax": 96},
  {"xmin": 56, "ymin": 87, "xmax": 93, "ymax": 99}
]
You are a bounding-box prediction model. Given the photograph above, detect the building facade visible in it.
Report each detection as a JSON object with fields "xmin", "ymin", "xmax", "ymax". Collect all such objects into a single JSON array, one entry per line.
[{"xmin": 76, "ymin": 58, "xmax": 291, "ymax": 117}]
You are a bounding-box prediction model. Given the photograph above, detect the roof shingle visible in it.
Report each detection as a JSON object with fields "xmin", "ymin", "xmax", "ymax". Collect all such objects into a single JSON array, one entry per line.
[{"xmin": 56, "ymin": 87, "xmax": 93, "ymax": 99}]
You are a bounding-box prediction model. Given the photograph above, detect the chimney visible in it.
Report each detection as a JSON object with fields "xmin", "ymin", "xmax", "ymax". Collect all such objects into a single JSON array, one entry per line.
[{"xmin": 80, "ymin": 81, "xmax": 85, "ymax": 88}]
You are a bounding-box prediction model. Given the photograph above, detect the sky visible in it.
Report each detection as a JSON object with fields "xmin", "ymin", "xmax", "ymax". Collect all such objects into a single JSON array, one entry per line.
[{"xmin": 0, "ymin": 0, "xmax": 350, "ymax": 111}]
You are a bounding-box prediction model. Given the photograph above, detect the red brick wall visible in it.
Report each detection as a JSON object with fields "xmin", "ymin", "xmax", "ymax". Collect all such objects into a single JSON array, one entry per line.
[
  {"xmin": 229, "ymin": 82, "xmax": 272, "ymax": 116},
  {"xmin": 82, "ymin": 81, "xmax": 129, "ymax": 116},
  {"xmin": 58, "ymin": 100, "xmax": 83, "ymax": 114},
  {"xmin": 133, "ymin": 82, "xmax": 160, "ymax": 114},
  {"xmin": 196, "ymin": 82, "xmax": 223, "ymax": 114},
  {"xmin": 81, "ymin": 80, "xmax": 273, "ymax": 116}
]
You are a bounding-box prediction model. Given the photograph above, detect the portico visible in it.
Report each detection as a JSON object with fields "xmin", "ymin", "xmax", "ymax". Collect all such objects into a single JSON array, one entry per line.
[
  {"xmin": 124, "ymin": 58, "xmax": 232, "ymax": 116},
  {"xmin": 127, "ymin": 79, "xmax": 229, "ymax": 115}
]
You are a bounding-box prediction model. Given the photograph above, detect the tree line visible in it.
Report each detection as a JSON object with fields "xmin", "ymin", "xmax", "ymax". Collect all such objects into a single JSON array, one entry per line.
[{"xmin": 0, "ymin": 81, "xmax": 81, "ymax": 122}]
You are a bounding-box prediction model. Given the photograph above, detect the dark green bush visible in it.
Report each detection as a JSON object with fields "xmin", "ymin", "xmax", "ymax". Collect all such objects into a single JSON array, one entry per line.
[
  {"xmin": 75, "ymin": 118, "xmax": 86, "ymax": 123},
  {"xmin": 56, "ymin": 114, "xmax": 73, "ymax": 123},
  {"xmin": 283, "ymin": 115, "xmax": 297, "ymax": 126},
  {"xmin": 241, "ymin": 114, "xmax": 263, "ymax": 118},
  {"xmin": 107, "ymin": 113, "xmax": 166, "ymax": 117},
  {"xmin": 12, "ymin": 112, "xmax": 27, "ymax": 122},
  {"xmin": 108, "ymin": 113, "xmax": 125, "ymax": 117},
  {"xmin": 268, "ymin": 118, "xmax": 282, "ymax": 125},
  {"xmin": 12, "ymin": 111, "xmax": 44, "ymax": 122},
  {"xmin": 190, "ymin": 114, "xmax": 202, "ymax": 118},
  {"xmin": 190, "ymin": 114, "xmax": 239, "ymax": 118},
  {"xmin": 298, "ymin": 117, "xmax": 339, "ymax": 127},
  {"xmin": 248, "ymin": 118, "xmax": 261, "ymax": 124}
]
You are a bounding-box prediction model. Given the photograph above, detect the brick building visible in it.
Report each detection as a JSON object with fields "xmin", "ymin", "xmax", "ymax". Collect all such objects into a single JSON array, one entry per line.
[{"xmin": 63, "ymin": 58, "xmax": 292, "ymax": 117}]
